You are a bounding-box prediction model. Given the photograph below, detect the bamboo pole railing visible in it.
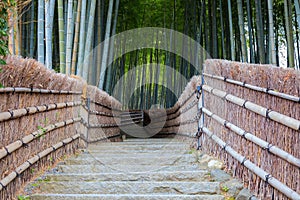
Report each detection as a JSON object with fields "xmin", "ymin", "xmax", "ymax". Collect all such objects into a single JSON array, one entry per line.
[
  {"xmin": 82, "ymin": 105, "xmax": 120, "ymax": 118},
  {"xmin": 0, "ymin": 87, "xmax": 82, "ymax": 95},
  {"xmin": 80, "ymin": 133, "xmax": 121, "ymax": 144},
  {"xmin": 203, "ymin": 73, "xmax": 300, "ymax": 103},
  {"xmin": 0, "ymin": 134, "xmax": 80, "ymax": 191},
  {"xmin": 0, "ymin": 101, "xmax": 82, "ymax": 122},
  {"xmin": 201, "ymin": 107, "xmax": 300, "ymax": 168},
  {"xmin": 201, "ymin": 126, "xmax": 300, "ymax": 200},
  {"xmin": 202, "ymin": 84, "xmax": 300, "ymax": 131},
  {"xmin": 82, "ymin": 97, "xmax": 122, "ymax": 112},
  {"xmin": 166, "ymin": 90, "xmax": 196, "ymax": 116},
  {"xmin": 0, "ymin": 117, "xmax": 81, "ymax": 160}
]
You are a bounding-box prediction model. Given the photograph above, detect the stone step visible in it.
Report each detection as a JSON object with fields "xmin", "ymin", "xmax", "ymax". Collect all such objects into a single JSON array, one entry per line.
[
  {"xmin": 123, "ymin": 138, "xmax": 178, "ymax": 142},
  {"xmin": 44, "ymin": 170, "xmax": 209, "ymax": 182},
  {"xmin": 63, "ymin": 154, "xmax": 197, "ymax": 165},
  {"xmin": 86, "ymin": 144, "xmax": 189, "ymax": 151},
  {"xmin": 88, "ymin": 143, "xmax": 189, "ymax": 148},
  {"xmin": 34, "ymin": 181, "xmax": 220, "ymax": 195},
  {"xmin": 56, "ymin": 164, "xmax": 205, "ymax": 173},
  {"xmin": 98, "ymin": 141, "xmax": 185, "ymax": 145},
  {"xmin": 82, "ymin": 148, "xmax": 190, "ymax": 154},
  {"xmin": 30, "ymin": 194, "xmax": 225, "ymax": 200},
  {"xmin": 122, "ymin": 140, "xmax": 185, "ymax": 144},
  {"xmin": 22, "ymin": 138, "xmax": 242, "ymax": 200}
]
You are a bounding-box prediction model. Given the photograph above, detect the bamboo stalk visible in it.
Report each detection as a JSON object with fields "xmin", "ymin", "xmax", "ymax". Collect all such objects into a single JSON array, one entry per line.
[
  {"xmin": 0, "ymin": 134, "xmax": 80, "ymax": 191},
  {"xmin": 0, "ymin": 118, "xmax": 81, "ymax": 160},
  {"xmin": 202, "ymin": 107, "xmax": 300, "ymax": 168},
  {"xmin": 202, "ymin": 127, "xmax": 300, "ymax": 199},
  {"xmin": 202, "ymin": 84, "xmax": 300, "ymax": 131},
  {"xmin": 0, "ymin": 101, "xmax": 82, "ymax": 122},
  {"xmin": 203, "ymin": 73, "xmax": 300, "ymax": 102}
]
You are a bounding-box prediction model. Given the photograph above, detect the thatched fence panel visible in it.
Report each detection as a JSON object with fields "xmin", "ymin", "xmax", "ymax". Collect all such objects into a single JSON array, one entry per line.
[
  {"xmin": 200, "ymin": 59, "xmax": 300, "ymax": 199},
  {"xmin": 0, "ymin": 56, "xmax": 122, "ymax": 199},
  {"xmin": 159, "ymin": 76, "xmax": 201, "ymax": 140}
]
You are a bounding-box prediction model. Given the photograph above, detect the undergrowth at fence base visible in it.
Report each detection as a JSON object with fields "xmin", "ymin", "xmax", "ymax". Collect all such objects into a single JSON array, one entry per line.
[{"xmin": 17, "ymin": 195, "xmax": 30, "ymax": 200}]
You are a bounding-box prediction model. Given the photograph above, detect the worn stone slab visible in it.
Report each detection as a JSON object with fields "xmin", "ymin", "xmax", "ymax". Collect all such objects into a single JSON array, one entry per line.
[
  {"xmin": 30, "ymin": 194, "xmax": 225, "ymax": 200},
  {"xmin": 56, "ymin": 164, "xmax": 205, "ymax": 173},
  {"xmin": 35, "ymin": 181, "xmax": 220, "ymax": 195},
  {"xmin": 45, "ymin": 170, "xmax": 209, "ymax": 182},
  {"xmin": 86, "ymin": 144, "xmax": 189, "ymax": 151},
  {"xmin": 63, "ymin": 154, "xmax": 197, "ymax": 165},
  {"xmin": 83, "ymin": 149, "xmax": 189, "ymax": 154}
]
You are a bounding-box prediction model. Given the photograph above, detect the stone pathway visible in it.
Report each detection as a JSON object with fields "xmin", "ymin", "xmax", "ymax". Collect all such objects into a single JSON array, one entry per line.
[{"xmin": 23, "ymin": 138, "xmax": 254, "ymax": 200}]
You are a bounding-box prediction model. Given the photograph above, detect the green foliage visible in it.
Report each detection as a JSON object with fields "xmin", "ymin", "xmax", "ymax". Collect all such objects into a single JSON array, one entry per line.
[
  {"xmin": 0, "ymin": 0, "xmax": 15, "ymax": 89},
  {"xmin": 37, "ymin": 125, "xmax": 47, "ymax": 139},
  {"xmin": 31, "ymin": 183, "xmax": 39, "ymax": 187},
  {"xmin": 40, "ymin": 176, "xmax": 51, "ymax": 182},
  {"xmin": 55, "ymin": 112, "xmax": 60, "ymax": 121},
  {"xmin": 17, "ymin": 195, "xmax": 30, "ymax": 200},
  {"xmin": 30, "ymin": 168, "xmax": 35, "ymax": 174},
  {"xmin": 221, "ymin": 186, "xmax": 229, "ymax": 193}
]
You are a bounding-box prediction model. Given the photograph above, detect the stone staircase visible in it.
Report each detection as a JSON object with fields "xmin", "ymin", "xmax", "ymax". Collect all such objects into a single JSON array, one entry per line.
[{"xmin": 23, "ymin": 138, "xmax": 250, "ymax": 200}]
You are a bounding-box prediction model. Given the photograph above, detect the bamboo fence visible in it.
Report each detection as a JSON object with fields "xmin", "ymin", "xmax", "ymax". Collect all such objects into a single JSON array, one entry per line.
[
  {"xmin": 0, "ymin": 56, "xmax": 122, "ymax": 199},
  {"xmin": 200, "ymin": 59, "xmax": 300, "ymax": 199},
  {"xmin": 158, "ymin": 76, "xmax": 201, "ymax": 141}
]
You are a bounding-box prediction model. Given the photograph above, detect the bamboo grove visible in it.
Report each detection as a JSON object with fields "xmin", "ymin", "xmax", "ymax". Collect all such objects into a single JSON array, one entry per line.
[{"xmin": 1, "ymin": 0, "xmax": 300, "ymax": 109}]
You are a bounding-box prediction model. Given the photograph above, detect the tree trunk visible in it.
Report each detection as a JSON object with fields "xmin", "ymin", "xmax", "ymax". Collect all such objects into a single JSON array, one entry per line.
[
  {"xmin": 211, "ymin": 0, "xmax": 218, "ymax": 58},
  {"xmin": 57, "ymin": 0, "xmax": 66, "ymax": 73},
  {"xmin": 237, "ymin": 0, "xmax": 248, "ymax": 62},
  {"xmin": 77, "ymin": 0, "xmax": 87, "ymax": 76},
  {"xmin": 29, "ymin": 1, "xmax": 35, "ymax": 57},
  {"xmin": 295, "ymin": 0, "xmax": 300, "ymax": 31},
  {"xmin": 45, "ymin": 0, "xmax": 55, "ymax": 69},
  {"xmin": 246, "ymin": 0, "xmax": 255, "ymax": 63},
  {"xmin": 284, "ymin": 0, "xmax": 295, "ymax": 68},
  {"xmin": 267, "ymin": 0, "xmax": 276, "ymax": 65},
  {"xmin": 98, "ymin": 0, "xmax": 114, "ymax": 89},
  {"xmin": 255, "ymin": 0, "xmax": 265, "ymax": 63},
  {"xmin": 38, "ymin": 0, "xmax": 45, "ymax": 64},
  {"xmin": 83, "ymin": 0, "xmax": 97, "ymax": 83},
  {"xmin": 228, "ymin": 0, "xmax": 235, "ymax": 60},
  {"xmin": 96, "ymin": 0, "xmax": 103, "ymax": 84},
  {"xmin": 66, "ymin": 0, "xmax": 74, "ymax": 74},
  {"xmin": 105, "ymin": 0, "xmax": 120, "ymax": 92},
  {"xmin": 71, "ymin": 0, "xmax": 82, "ymax": 75},
  {"xmin": 219, "ymin": 0, "xmax": 225, "ymax": 59}
]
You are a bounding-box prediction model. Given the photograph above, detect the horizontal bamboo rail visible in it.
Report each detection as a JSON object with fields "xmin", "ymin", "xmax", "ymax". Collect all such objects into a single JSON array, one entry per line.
[
  {"xmin": 157, "ymin": 132, "xmax": 196, "ymax": 138},
  {"xmin": 81, "ymin": 119, "xmax": 118, "ymax": 128},
  {"xmin": 201, "ymin": 107, "xmax": 300, "ymax": 168},
  {"xmin": 151, "ymin": 97, "xmax": 198, "ymax": 122},
  {"xmin": 201, "ymin": 126, "xmax": 300, "ymax": 199},
  {"xmin": 163, "ymin": 117, "xmax": 199, "ymax": 128},
  {"xmin": 203, "ymin": 73, "xmax": 300, "ymax": 103},
  {"xmin": 0, "ymin": 134, "xmax": 80, "ymax": 191},
  {"xmin": 166, "ymin": 91, "xmax": 196, "ymax": 116},
  {"xmin": 82, "ymin": 106, "xmax": 120, "ymax": 118},
  {"xmin": 0, "ymin": 87, "xmax": 82, "ymax": 95},
  {"xmin": 202, "ymin": 85, "xmax": 300, "ymax": 131},
  {"xmin": 80, "ymin": 134, "xmax": 121, "ymax": 144},
  {"xmin": 0, "ymin": 101, "xmax": 82, "ymax": 122},
  {"xmin": 0, "ymin": 117, "xmax": 81, "ymax": 160},
  {"xmin": 82, "ymin": 97, "xmax": 122, "ymax": 112}
]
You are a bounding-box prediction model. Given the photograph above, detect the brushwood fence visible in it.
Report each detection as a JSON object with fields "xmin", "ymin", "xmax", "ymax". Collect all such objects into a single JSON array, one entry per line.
[
  {"xmin": 158, "ymin": 76, "xmax": 201, "ymax": 145},
  {"xmin": 0, "ymin": 56, "xmax": 121, "ymax": 199},
  {"xmin": 198, "ymin": 60, "xmax": 300, "ymax": 199}
]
